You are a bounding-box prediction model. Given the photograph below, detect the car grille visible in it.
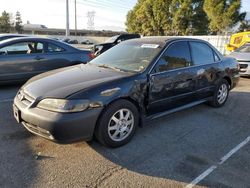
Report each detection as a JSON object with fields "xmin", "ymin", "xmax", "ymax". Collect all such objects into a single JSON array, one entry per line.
[
  {"xmin": 17, "ymin": 90, "xmax": 35, "ymax": 106},
  {"xmin": 239, "ymin": 64, "xmax": 248, "ymax": 69}
]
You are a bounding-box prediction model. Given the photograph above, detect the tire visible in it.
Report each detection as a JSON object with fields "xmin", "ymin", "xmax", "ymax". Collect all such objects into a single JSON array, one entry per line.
[
  {"xmin": 208, "ymin": 79, "xmax": 229, "ymax": 108},
  {"xmin": 95, "ymin": 99, "xmax": 139, "ymax": 147}
]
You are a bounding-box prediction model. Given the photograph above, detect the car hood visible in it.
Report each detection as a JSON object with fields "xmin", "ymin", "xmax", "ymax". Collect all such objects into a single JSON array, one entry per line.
[
  {"xmin": 228, "ymin": 52, "xmax": 250, "ymax": 61},
  {"xmin": 23, "ymin": 64, "xmax": 130, "ymax": 99}
]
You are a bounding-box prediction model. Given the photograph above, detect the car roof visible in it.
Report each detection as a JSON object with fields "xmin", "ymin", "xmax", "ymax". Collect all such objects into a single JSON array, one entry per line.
[
  {"xmin": 0, "ymin": 36, "xmax": 54, "ymax": 42},
  {"xmin": 124, "ymin": 36, "xmax": 212, "ymax": 48},
  {"xmin": 0, "ymin": 36, "xmax": 75, "ymax": 46},
  {"xmin": 0, "ymin": 33, "xmax": 28, "ymax": 37},
  {"xmin": 0, "ymin": 36, "xmax": 83, "ymax": 51}
]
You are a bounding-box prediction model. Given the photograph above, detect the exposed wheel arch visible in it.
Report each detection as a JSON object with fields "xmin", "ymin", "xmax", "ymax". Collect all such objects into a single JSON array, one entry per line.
[{"xmin": 223, "ymin": 76, "xmax": 232, "ymax": 89}]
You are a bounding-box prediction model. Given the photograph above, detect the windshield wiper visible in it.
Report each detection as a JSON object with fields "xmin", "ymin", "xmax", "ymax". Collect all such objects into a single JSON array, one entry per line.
[
  {"xmin": 97, "ymin": 64, "xmax": 111, "ymax": 69},
  {"xmin": 97, "ymin": 64, "xmax": 123, "ymax": 72},
  {"xmin": 97, "ymin": 64, "xmax": 135, "ymax": 73}
]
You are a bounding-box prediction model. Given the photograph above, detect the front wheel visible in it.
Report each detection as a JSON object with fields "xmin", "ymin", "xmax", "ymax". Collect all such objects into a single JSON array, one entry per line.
[
  {"xmin": 95, "ymin": 100, "xmax": 139, "ymax": 147},
  {"xmin": 209, "ymin": 79, "xmax": 229, "ymax": 108}
]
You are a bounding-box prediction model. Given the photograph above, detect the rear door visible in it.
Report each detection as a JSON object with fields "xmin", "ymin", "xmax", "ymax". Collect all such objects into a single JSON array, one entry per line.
[
  {"xmin": 147, "ymin": 41, "xmax": 197, "ymax": 115},
  {"xmin": 189, "ymin": 41, "xmax": 223, "ymax": 99}
]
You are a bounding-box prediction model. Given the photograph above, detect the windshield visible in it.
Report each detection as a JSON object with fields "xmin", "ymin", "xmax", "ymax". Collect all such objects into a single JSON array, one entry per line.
[
  {"xmin": 90, "ymin": 42, "xmax": 161, "ymax": 73},
  {"xmin": 235, "ymin": 44, "xmax": 250, "ymax": 53},
  {"xmin": 105, "ymin": 35, "xmax": 119, "ymax": 43}
]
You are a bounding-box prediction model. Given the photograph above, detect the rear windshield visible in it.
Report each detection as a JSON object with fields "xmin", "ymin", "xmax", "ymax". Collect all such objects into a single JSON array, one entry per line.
[
  {"xmin": 105, "ymin": 35, "xmax": 119, "ymax": 43},
  {"xmin": 235, "ymin": 44, "xmax": 250, "ymax": 53},
  {"xmin": 90, "ymin": 42, "xmax": 161, "ymax": 73}
]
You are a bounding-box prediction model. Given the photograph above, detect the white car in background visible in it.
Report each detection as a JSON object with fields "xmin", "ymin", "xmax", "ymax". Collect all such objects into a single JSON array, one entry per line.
[{"xmin": 229, "ymin": 43, "xmax": 250, "ymax": 76}]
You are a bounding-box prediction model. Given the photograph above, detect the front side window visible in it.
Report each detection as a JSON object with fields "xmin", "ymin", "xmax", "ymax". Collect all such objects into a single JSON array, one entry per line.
[
  {"xmin": 154, "ymin": 41, "xmax": 191, "ymax": 73},
  {"xmin": 189, "ymin": 42, "xmax": 215, "ymax": 65},
  {"xmin": 0, "ymin": 41, "xmax": 44, "ymax": 55}
]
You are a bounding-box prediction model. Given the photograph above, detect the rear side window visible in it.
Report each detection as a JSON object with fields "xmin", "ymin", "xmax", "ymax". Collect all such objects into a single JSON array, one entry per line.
[
  {"xmin": 47, "ymin": 43, "xmax": 64, "ymax": 52},
  {"xmin": 154, "ymin": 41, "xmax": 191, "ymax": 73},
  {"xmin": 189, "ymin": 42, "xmax": 215, "ymax": 65}
]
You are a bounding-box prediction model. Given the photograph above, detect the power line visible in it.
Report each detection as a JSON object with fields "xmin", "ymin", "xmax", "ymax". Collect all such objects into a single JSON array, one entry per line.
[
  {"xmin": 89, "ymin": 0, "xmax": 133, "ymax": 10},
  {"xmin": 77, "ymin": 0, "xmax": 133, "ymax": 12}
]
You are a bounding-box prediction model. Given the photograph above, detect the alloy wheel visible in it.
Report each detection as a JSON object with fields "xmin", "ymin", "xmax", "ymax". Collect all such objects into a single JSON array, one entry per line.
[
  {"xmin": 108, "ymin": 108, "xmax": 134, "ymax": 142},
  {"xmin": 217, "ymin": 84, "xmax": 228, "ymax": 104}
]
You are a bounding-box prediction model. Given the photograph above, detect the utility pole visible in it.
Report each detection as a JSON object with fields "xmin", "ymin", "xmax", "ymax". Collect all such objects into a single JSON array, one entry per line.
[
  {"xmin": 66, "ymin": 0, "xmax": 70, "ymax": 36},
  {"xmin": 75, "ymin": 0, "xmax": 77, "ymax": 36}
]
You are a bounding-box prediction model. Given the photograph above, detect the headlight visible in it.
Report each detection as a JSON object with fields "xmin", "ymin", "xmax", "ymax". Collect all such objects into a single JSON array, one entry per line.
[{"xmin": 37, "ymin": 99, "xmax": 89, "ymax": 113}]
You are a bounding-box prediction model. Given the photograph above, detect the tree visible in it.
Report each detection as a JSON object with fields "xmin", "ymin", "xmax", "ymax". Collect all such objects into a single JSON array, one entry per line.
[
  {"xmin": 171, "ymin": 0, "xmax": 193, "ymax": 35},
  {"xmin": 191, "ymin": 0, "xmax": 209, "ymax": 35},
  {"xmin": 238, "ymin": 20, "xmax": 250, "ymax": 32},
  {"xmin": 15, "ymin": 11, "xmax": 23, "ymax": 33},
  {"xmin": 126, "ymin": 0, "xmax": 209, "ymax": 36},
  {"xmin": 204, "ymin": 0, "xmax": 244, "ymax": 34},
  {"xmin": 0, "ymin": 11, "xmax": 11, "ymax": 33}
]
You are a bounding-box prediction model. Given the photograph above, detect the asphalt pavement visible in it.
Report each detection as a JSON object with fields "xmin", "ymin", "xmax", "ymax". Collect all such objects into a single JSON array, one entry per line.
[{"xmin": 0, "ymin": 78, "xmax": 250, "ymax": 188}]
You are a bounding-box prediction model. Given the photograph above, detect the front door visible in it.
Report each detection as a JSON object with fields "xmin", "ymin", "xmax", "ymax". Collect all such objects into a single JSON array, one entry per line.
[
  {"xmin": 0, "ymin": 41, "xmax": 45, "ymax": 82},
  {"xmin": 147, "ymin": 41, "xmax": 197, "ymax": 115}
]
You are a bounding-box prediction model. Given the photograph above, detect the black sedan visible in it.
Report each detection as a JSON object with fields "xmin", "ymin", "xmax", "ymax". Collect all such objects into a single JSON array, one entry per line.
[
  {"xmin": 13, "ymin": 37, "xmax": 239, "ymax": 147},
  {"xmin": 0, "ymin": 37, "xmax": 93, "ymax": 83},
  {"xmin": 93, "ymin": 34, "xmax": 140, "ymax": 56}
]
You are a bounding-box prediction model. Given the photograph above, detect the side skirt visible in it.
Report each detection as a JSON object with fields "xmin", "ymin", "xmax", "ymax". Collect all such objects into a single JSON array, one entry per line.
[{"xmin": 145, "ymin": 99, "xmax": 209, "ymax": 122}]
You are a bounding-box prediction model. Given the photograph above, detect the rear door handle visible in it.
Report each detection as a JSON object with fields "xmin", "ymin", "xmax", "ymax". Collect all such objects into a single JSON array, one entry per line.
[{"xmin": 34, "ymin": 56, "xmax": 45, "ymax": 60}]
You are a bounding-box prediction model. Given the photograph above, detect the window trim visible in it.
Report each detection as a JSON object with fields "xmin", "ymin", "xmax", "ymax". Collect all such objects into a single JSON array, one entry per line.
[{"xmin": 149, "ymin": 39, "xmax": 222, "ymax": 76}]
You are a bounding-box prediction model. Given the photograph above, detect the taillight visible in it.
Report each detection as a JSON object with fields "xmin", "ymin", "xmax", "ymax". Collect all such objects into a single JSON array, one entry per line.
[{"xmin": 88, "ymin": 52, "xmax": 95, "ymax": 59}]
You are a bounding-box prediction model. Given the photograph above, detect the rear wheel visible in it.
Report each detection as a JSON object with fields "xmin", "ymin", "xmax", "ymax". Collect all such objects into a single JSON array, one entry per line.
[
  {"xmin": 209, "ymin": 79, "xmax": 229, "ymax": 107},
  {"xmin": 95, "ymin": 99, "xmax": 139, "ymax": 147}
]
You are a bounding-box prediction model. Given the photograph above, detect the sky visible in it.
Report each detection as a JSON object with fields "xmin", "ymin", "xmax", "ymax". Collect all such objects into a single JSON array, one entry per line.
[{"xmin": 0, "ymin": 0, "xmax": 249, "ymax": 31}]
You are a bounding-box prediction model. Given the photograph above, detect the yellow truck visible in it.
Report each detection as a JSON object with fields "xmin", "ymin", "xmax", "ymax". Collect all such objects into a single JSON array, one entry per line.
[{"xmin": 225, "ymin": 31, "xmax": 250, "ymax": 52}]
